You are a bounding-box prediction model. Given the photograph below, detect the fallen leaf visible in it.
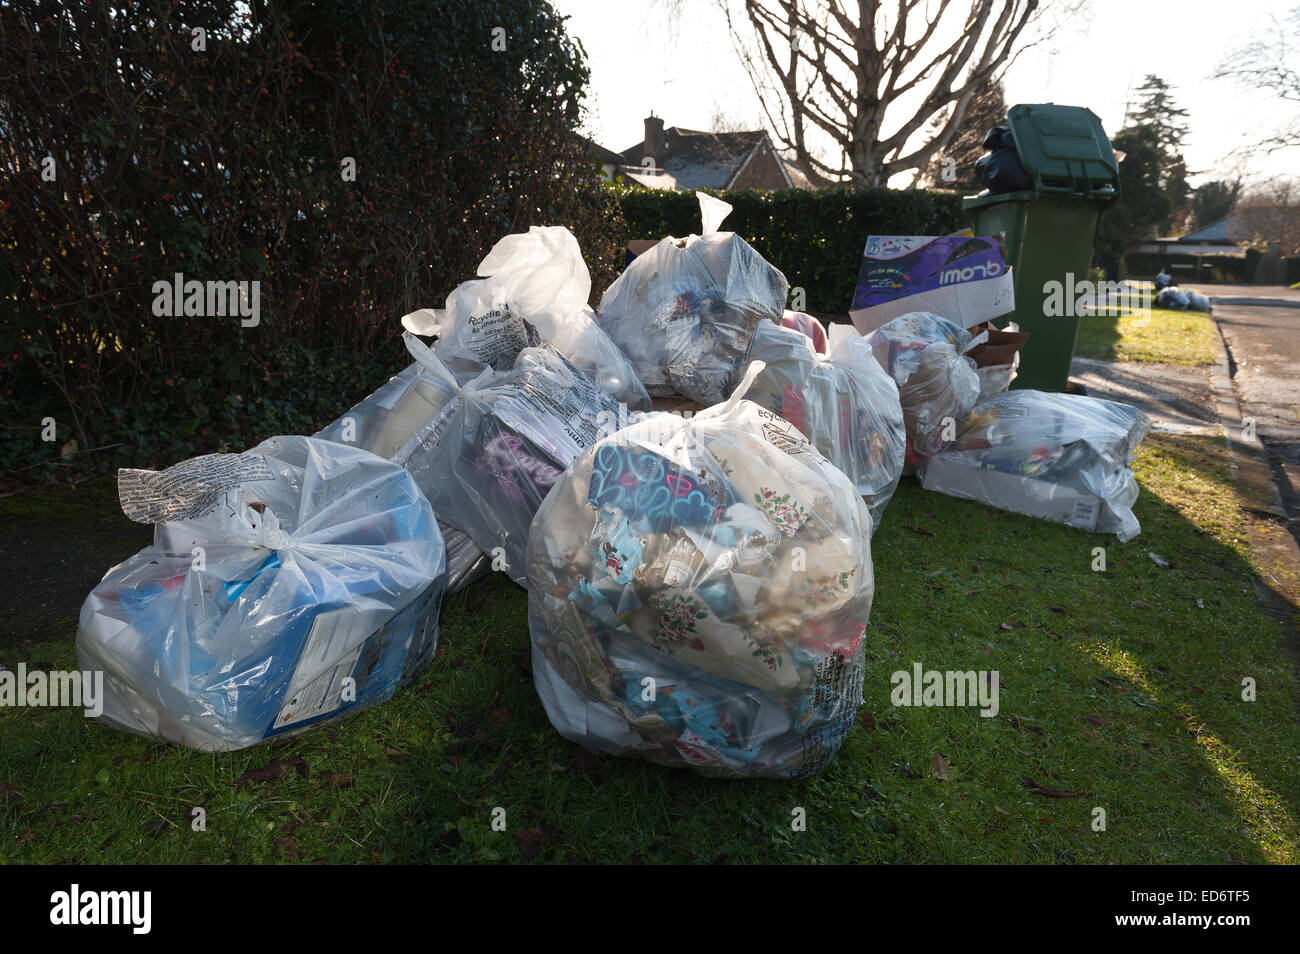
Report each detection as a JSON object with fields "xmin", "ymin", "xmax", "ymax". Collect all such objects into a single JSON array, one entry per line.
[
  {"xmin": 994, "ymin": 805, "xmax": 1012, "ymax": 815},
  {"xmin": 0, "ymin": 783, "xmax": 18, "ymax": 803},
  {"xmin": 1084, "ymin": 715, "xmax": 1106, "ymax": 727},
  {"xmin": 14, "ymin": 828, "xmax": 34, "ymax": 845},
  {"xmin": 906, "ymin": 525, "xmax": 935, "ymax": 537},
  {"xmin": 931, "ymin": 754, "xmax": 950, "ymax": 781},
  {"xmin": 999, "ymin": 622, "xmax": 1015, "ymax": 631},
  {"xmin": 1020, "ymin": 778, "xmax": 1082, "ymax": 798},
  {"xmin": 236, "ymin": 756, "xmax": 309, "ymax": 786},
  {"xmin": 490, "ymin": 707, "xmax": 511, "ymax": 729},
  {"xmin": 1048, "ymin": 605, "xmax": 1067, "ymax": 614},
  {"xmin": 276, "ymin": 837, "xmax": 299, "ymax": 860},
  {"xmin": 858, "ymin": 710, "xmax": 877, "ymax": 730},
  {"xmin": 323, "ymin": 773, "xmax": 352, "ymax": 790},
  {"xmin": 1130, "ymin": 599, "xmax": 1151, "ymax": 609},
  {"xmin": 515, "ymin": 827, "xmax": 548, "ymax": 859}
]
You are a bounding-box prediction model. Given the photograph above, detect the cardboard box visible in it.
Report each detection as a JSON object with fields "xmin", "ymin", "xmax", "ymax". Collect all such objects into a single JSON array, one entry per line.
[{"xmin": 849, "ymin": 235, "xmax": 1015, "ymax": 335}]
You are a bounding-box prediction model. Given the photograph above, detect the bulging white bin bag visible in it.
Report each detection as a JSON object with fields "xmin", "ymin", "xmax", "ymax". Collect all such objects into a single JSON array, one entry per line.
[
  {"xmin": 76, "ymin": 436, "xmax": 446, "ymax": 750},
  {"xmin": 526, "ymin": 363, "xmax": 874, "ymax": 778}
]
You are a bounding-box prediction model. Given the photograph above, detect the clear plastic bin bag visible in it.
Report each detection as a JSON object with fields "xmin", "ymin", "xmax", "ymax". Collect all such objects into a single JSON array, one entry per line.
[
  {"xmin": 866, "ymin": 312, "xmax": 981, "ymax": 472},
  {"xmin": 526, "ymin": 363, "xmax": 874, "ymax": 778},
  {"xmin": 412, "ymin": 337, "xmax": 625, "ymax": 588},
  {"xmin": 76, "ymin": 436, "xmax": 446, "ymax": 751},
  {"xmin": 597, "ymin": 193, "xmax": 788, "ymax": 405},
  {"xmin": 744, "ymin": 321, "xmax": 905, "ymax": 533},
  {"xmin": 916, "ymin": 390, "xmax": 1152, "ymax": 541},
  {"xmin": 402, "ymin": 226, "xmax": 649, "ymax": 410}
]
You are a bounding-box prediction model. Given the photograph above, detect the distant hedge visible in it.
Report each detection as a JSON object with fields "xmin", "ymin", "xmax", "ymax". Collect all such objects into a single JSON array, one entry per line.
[{"xmin": 613, "ymin": 186, "xmax": 966, "ymax": 314}]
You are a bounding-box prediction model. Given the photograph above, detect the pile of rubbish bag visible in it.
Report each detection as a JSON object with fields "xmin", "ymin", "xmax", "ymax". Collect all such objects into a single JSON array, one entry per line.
[
  {"xmin": 1155, "ymin": 286, "xmax": 1211, "ymax": 312},
  {"xmin": 74, "ymin": 197, "xmax": 1153, "ymax": 779}
]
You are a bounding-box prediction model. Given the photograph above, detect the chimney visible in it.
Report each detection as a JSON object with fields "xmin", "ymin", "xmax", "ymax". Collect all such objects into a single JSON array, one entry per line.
[{"xmin": 643, "ymin": 114, "xmax": 667, "ymax": 169}]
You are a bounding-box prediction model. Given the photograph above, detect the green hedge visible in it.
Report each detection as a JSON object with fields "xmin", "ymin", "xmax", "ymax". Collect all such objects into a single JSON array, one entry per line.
[{"xmin": 614, "ymin": 186, "xmax": 966, "ymax": 314}]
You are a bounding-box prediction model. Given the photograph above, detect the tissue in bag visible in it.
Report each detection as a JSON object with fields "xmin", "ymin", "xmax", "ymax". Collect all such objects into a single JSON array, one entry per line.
[
  {"xmin": 76, "ymin": 436, "xmax": 446, "ymax": 751},
  {"xmin": 526, "ymin": 366, "xmax": 874, "ymax": 778}
]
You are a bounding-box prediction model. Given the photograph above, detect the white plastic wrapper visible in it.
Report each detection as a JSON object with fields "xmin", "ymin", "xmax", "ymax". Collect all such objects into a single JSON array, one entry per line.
[
  {"xmin": 745, "ymin": 321, "xmax": 905, "ymax": 533},
  {"xmin": 597, "ymin": 192, "xmax": 788, "ymax": 405},
  {"xmin": 77, "ymin": 436, "xmax": 447, "ymax": 751},
  {"xmin": 315, "ymin": 362, "xmax": 488, "ymax": 593},
  {"xmin": 526, "ymin": 363, "xmax": 874, "ymax": 778},
  {"xmin": 401, "ymin": 226, "xmax": 649, "ymax": 410},
  {"xmin": 411, "ymin": 336, "xmax": 625, "ymax": 588},
  {"xmin": 866, "ymin": 312, "xmax": 981, "ymax": 472},
  {"xmin": 917, "ymin": 390, "xmax": 1151, "ymax": 541}
]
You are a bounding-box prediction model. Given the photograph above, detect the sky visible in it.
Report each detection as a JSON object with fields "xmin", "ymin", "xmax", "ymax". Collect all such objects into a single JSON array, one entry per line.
[{"xmin": 553, "ymin": 0, "xmax": 1297, "ymax": 188}]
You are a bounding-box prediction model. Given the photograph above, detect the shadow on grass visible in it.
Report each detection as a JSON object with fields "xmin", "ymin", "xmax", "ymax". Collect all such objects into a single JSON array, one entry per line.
[
  {"xmin": 358, "ymin": 441, "xmax": 1300, "ymax": 864},
  {"xmin": 1, "ymin": 437, "xmax": 1297, "ymax": 863}
]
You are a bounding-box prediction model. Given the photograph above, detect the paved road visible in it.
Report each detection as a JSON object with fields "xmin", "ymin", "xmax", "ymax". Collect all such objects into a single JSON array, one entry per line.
[{"xmin": 1202, "ymin": 285, "xmax": 1300, "ymax": 529}]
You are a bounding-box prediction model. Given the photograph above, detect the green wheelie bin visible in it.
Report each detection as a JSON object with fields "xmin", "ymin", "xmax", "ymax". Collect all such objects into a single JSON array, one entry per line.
[{"xmin": 963, "ymin": 104, "xmax": 1120, "ymax": 392}]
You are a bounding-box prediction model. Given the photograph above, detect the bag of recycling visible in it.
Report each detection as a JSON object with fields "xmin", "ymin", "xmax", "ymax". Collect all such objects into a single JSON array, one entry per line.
[
  {"xmin": 402, "ymin": 226, "xmax": 650, "ymax": 410},
  {"xmin": 315, "ymin": 361, "xmax": 489, "ymax": 593},
  {"xmin": 744, "ymin": 321, "xmax": 905, "ymax": 533},
  {"xmin": 1155, "ymin": 286, "xmax": 1190, "ymax": 310},
  {"xmin": 917, "ymin": 390, "xmax": 1151, "ymax": 541},
  {"xmin": 409, "ymin": 334, "xmax": 625, "ymax": 587},
  {"xmin": 76, "ymin": 436, "xmax": 447, "ymax": 751},
  {"xmin": 597, "ymin": 192, "xmax": 788, "ymax": 405},
  {"xmin": 1185, "ymin": 290, "xmax": 1211, "ymax": 312},
  {"xmin": 781, "ymin": 310, "xmax": 829, "ymax": 355},
  {"xmin": 866, "ymin": 312, "xmax": 981, "ymax": 472},
  {"xmin": 526, "ymin": 362, "xmax": 874, "ymax": 778}
]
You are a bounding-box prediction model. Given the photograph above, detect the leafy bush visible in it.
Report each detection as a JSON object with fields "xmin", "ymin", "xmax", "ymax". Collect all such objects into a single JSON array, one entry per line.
[
  {"xmin": 0, "ymin": 0, "xmax": 620, "ymax": 480},
  {"xmin": 613, "ymin": 185, "xmax": 965, "ymax": 313}
]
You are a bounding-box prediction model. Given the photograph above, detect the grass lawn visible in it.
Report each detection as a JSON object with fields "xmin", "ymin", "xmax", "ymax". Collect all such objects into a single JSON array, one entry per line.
[
  {"xmin": 2, "ymin": 429, "xmax": 1297, "ymax": 864},
  {"xmin": 1074, "ymin": 305, "xmax": 1217, "ymax": 366}
]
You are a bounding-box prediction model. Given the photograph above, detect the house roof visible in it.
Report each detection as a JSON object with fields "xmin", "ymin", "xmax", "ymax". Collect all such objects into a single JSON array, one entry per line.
[
  {"xmin": 1177, "ymin": 206, "xmax": 1300, "ymax": 244},
  {"xmin": 618, "ymin": 127, "xmax": 789, "ymax": 190},
  {"xmin": 574, "ymin": 133, "xmax": 625, "ymax": 167}
]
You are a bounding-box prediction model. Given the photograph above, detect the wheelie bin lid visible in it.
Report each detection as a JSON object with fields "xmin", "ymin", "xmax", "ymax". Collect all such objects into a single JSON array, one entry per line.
[{"xmin": 965, "ymin": 104, "xmax": 1121, "ymax": 208}]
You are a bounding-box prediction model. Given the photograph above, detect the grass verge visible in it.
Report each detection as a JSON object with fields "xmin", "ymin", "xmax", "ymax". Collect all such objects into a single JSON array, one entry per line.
[
  {"xmin": 1, "ymin": 432, "xmax": 1297, "ymax": 863},
  {"xmin": 1074, "ymin": 305, "xmax": 1217, "ymax": 366}
]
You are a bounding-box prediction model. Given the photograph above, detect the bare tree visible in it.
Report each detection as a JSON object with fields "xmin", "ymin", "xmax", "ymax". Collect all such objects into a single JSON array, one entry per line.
[
  {"xmin": 719, "ymin": 0, "xmax": 1069, "ymax": 186},
  {"xmin": 1213, "ymin": 5, "xmax": 1300, "ymax": 155}
]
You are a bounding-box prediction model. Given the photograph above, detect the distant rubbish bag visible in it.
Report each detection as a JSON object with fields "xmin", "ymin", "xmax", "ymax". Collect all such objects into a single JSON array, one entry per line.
[
  {"xmin": 597, "ymin": 191, "xmax": 789, "ymax": 405},
  {"xmin": 1185, "ymin": 290, "xmax": 1212, "ymax": 312},
  {"xmin": 1155, "ymin": 287, "xmax": 1190, "ymax": 310},
  {"xmin": 315, "ymin": 361, "xmax": 488, "ymax": 593},
  {"xmin": 406, "ymin": 333, "xmax": 625, "ymax": 588},
  {"xmin": 744, "ymin": 321, "xmax": 905, "ymax": 533},
  {"xmin": 76, "ymin": 436, "xmax": 447, "ymax": 751},
  {"xmin": 402, "ymin": 226, "xmax": 650, "ymax": 410},
  {"xmin": 526, "ymin": 361, "xmax": 874, "ymax": 778},
  {"xmin": 865, "ymin": 312, "xmax": 981, "ymax": 473},
  {"xmin": 916, "ymin": 390, "xmax": 1152, "ymax": 541}
]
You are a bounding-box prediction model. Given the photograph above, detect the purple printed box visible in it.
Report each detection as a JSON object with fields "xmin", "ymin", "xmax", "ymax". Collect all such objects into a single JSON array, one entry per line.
[{"xmin": 848, "ymin": 235, "xmax": 1015, "ymax": 335}]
